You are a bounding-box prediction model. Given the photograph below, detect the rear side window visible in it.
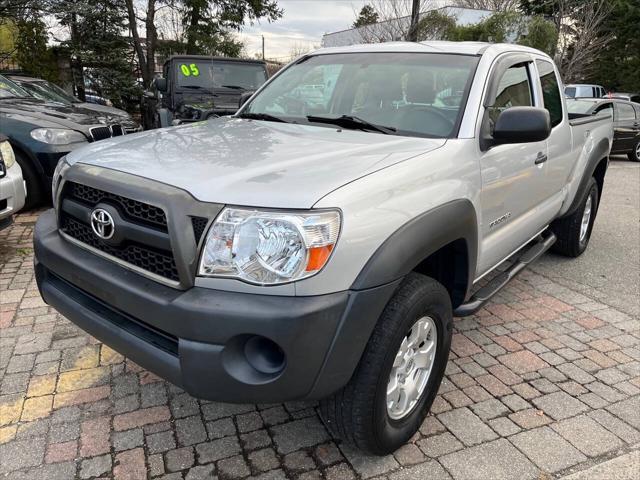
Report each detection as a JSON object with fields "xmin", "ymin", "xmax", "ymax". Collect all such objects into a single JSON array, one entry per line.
[
  {"xmin": 565, "ymin": 87, "xmax": 576, "ymax": 98},
  {"xmin": 489, "ymin": 63, "xmax": 533, "ymax": 123},
  {"xmin": 536, "ymin": 60, "xmax": 563, "ymax": 127},
  {"xmin": 616, "ymin": 103, "xmax": 637, "ymax": 120}
]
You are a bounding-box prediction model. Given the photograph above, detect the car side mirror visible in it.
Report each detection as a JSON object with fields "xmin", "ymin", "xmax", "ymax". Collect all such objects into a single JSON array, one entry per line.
[
  {"xmin": 154, "ymin": 78, "xmax": 167, "ymax": 93},
  {"xmin": 239, "ymin": 92, "xmax": 253, "ymax": 107},
  {"xmin": 492, "ymin": 107, "xmax": 551, "ymax": 145}
]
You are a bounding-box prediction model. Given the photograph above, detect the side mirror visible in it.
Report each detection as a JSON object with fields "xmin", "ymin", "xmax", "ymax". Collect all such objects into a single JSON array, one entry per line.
[
  {"xmin": 492, "ymin": 107, "xmax": 551, "ymax": 145},
  {"xmin": 239, "ymin": 92, "xmax": 253, "ymax": 108},
  {"xmin": 154, "ymin": 78, "xmax": 167, "ymax": 93}
]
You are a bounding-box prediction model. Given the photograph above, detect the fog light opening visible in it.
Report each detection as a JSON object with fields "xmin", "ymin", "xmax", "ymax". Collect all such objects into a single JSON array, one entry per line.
[{"xmin": 244, "ymin": 336, "xmax": 286, "ymax": 375}]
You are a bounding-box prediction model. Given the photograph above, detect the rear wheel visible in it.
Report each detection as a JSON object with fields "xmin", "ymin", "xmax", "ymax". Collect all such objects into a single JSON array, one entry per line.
[
  {"xmin": 628, "ymin": 140, "xmax": 640, "ymax": 162},
  {"xmin": 319, "ymin": 273, "xmax": 452, "ymax": 455},
  {"xmin": 551, "ymin": 177, "xmax": 599, "ymax": 257}
]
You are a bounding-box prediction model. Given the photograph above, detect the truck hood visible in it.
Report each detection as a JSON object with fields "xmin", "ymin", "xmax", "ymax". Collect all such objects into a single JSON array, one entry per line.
[{"xmin": 67, "ymin": 117, "xmax": 446, "ymax": 208}]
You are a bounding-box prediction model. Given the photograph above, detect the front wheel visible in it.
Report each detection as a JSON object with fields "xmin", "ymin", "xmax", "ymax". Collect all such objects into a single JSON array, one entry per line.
[
  {"xmin": 628, "ymin": 140, "xmax": 640, "ymax": 162},
  {"xmin": 319, "ymin": 273, "xmax": 452, "ymax": 455}
]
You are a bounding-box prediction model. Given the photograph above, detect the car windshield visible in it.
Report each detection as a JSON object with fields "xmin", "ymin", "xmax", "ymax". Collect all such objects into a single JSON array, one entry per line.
[
  {"xmin": 0, "ymin": 75, "xmax": 32, "ymax": 99},
  {"xmin": 175, "ymin": 60, "xmax": 268, "ymax": 90},
  {"xmin": 16, "ymin": 80, "xmax": 73, "ymax": 104},
  {"xmin": 243, "ymin": 52, "xmax": 479, "ymax": 138}
]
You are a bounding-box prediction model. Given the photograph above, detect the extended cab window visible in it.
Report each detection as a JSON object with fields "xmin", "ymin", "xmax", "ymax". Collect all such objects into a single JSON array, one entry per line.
[
  {"xmin": 488, "ymin": 63, "xmax": 533, "ymax": 125},
  {"xmin": 536, "ymin": 60, "xmax": 563, "ymax": 127}
]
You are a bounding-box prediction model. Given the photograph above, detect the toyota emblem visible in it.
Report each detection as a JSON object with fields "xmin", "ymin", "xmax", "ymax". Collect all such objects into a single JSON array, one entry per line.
[{"xmin": 90, "ymin": 208, "xmax": 115, "ymax": 240}]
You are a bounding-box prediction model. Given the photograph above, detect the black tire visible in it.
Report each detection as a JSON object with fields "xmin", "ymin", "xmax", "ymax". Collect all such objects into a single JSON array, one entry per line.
[
  {"xmin": 319, "ymin": 273, "xmax": 452, "ymax": 455},
  {"xmin": 628, "ymin": 140, "xmax": 640, "ymax": 162},
  {"xmin": 551, "ymin": 177, "xmax": 599, "ymax": 257},
  {"xmin": 15, "ymin": 151, "xmax": 45, "ymax": 210}
]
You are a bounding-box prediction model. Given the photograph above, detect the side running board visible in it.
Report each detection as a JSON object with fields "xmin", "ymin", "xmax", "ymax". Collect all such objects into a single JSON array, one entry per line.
[{"xmin": 454, "ymin": 232, "xmax": 556, "ymax": 317}]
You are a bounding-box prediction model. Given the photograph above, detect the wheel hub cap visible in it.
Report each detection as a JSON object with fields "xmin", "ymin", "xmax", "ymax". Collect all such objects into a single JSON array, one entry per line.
[
  {"xmin": 579, "ymin": 196, "xmax": 592, "ymax": 243},
  {"xmin": 386, "ymin": 316, "xmax": 437, "ymax": 420}
]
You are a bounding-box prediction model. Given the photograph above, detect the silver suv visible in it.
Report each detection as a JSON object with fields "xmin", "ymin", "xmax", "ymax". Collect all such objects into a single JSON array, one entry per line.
[{"xmin": 34, "ymin": 41, "xmax": 613, "ymax": 454}]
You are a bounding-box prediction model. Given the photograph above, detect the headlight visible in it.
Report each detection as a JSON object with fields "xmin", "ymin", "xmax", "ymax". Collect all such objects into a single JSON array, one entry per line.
[
  {"xmin": 51, "ymin": 156, "xmax": 70, "ymax": 205},
  {"xmin": 30, "ymin": 128, "xmax": 87, "ymax": 145},
  {"xmin": 199, "ymin": 207, "xmax": 341, "ymax": 285},
  {"xmin": 0, "ymin": 141, "xmax": 16, "ymax": 169}
]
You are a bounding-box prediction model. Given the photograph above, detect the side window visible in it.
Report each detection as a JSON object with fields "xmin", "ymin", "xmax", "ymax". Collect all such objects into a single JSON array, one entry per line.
[
  {"xmin": 617, "ymin": 103, "xmax": 637, "ymax": 121},
  {"xmin": 594, "ymin": 103, "xmax": 613, "ymax": 117},
  {"xmin": 489, "ymin": 63, "xmax": 533, "ymax": 124},
  {"xmin": 536, "ymin": 59, "xmax": 563, "ymax": 127}
]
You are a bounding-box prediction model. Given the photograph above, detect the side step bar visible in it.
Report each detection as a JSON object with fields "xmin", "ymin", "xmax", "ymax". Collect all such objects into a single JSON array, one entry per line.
[{"xmin": 454, "ymin": 232, "xmax": 556, "ymax": 317}]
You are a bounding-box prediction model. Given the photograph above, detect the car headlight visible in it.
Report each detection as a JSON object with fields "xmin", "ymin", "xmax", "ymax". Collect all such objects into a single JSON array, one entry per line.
[
  {"xmin": 30, "ymin": 128, "xmax": 87, "ymax": 145},
  {"xmin": 199, "ymin": 207, "xmax": 341, "ymax": 285},
  {"xmin": 0, "ymin": 140, "xmax": 16, "ymax": 169},
  {"xmin": 51, "ymin": 156, "xmax": 70, "ymax": 205}
]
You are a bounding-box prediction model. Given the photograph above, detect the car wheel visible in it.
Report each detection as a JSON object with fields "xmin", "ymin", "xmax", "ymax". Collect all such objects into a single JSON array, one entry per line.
[
  {"xmin": 15, "ymin": 151, "xmax": 45, "ymax": 210},
  {"xmin": 319, "ymin": 273, "xmax": 452, "ymax": 455},
  {"xmin": 628, "ymin": 140, "xmax": 640, "ymax": 162},
  {"xmin": 551, "ymin": 177, "xmax": 599, "ymax": 257}
]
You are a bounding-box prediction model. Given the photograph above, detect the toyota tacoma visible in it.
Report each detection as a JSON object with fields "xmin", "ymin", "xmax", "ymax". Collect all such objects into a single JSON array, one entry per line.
[{"xmin": 34, "ymin": 42, "xmax": 613, "ymax": 455}]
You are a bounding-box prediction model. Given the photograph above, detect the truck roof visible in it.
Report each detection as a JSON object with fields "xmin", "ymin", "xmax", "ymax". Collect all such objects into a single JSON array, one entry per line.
[
  {"xmin": 311, "ymin": 41, "xmax": 550, "ymax": 59},
  {"xmin": 164, "ymin": 55, "xmax": 266, "ymax": 66}
]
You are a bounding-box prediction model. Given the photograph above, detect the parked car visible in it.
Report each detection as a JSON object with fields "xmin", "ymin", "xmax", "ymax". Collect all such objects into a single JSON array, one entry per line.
[
  {"xmin": 0, "ymin": 134, "xmax": 26, "ymax": 227},
  {"xmin": 35, "ymin": 42, "xmax": 613, "ymax": 455},
  {"xmin": 565, "ymin": 84, "xmax": 607, "ymax": 98},
  {"xmin": 141, "ymin": 55, "xmax": 268, "ymax": 129},
  {"xmin": 567, "ymin": 98, "xmax": 640, "ymax": 161},
  {"xmin": 0, "ymin": 74, "xmax": 132, "ymax": 208},
  {"xmin": 609, "ymin": 92, "xmax": 640, "ymax": 103},
  {"xmin": 6, "ymin": 74, "xmax": 140, "ymax": 133}
]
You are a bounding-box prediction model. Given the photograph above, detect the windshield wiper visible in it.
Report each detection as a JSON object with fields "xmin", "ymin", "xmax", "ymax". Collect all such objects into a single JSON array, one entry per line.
[
  {"xmin": 306, "ymin": 115, "xmax": 396, "ymax": 134},
  {"xmin": 220, "ymin": 85, "xmax": 245, "ymax": 90},
  {"xmin": 238, "ymin": 112, "xmax": 287, "ymax": 123}
]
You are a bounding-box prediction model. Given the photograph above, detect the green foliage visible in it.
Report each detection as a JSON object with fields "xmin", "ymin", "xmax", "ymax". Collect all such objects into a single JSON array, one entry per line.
[
  {"xmin": 517, "ymin": 16, "xmax": 558, "ymax": 56},
  {"xmin": 588, "ymin": 0, "xmax": 640, "ymax": 92},
  {"xmin": 14, "ymin": 17, "xmax": 59, "ymax": 82},
  {"xmin": 353, "ymin": 5, "xmax": 379, "ymax": 28},
  {"xmin": 415, "ymin": 10, "xmax": 457, "ymax": 40},
  {"xmin": 182, "ymin": 0, "xmax": 283, "ymax": 56},
  {"xmin": 450, "ymin": 11, "xmax": 526, "ymax": 43}
]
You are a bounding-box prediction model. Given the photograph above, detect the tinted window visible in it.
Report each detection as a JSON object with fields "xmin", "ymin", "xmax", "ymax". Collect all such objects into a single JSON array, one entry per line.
[
  {"xmin": 536, "ymin": 60, "xmax": 563, "ymax": 127},
  {"xmin": 617, "ymin": 103, "xmax": 637, "ymax": 120},
  {"xmin": 489, "ymin": 64, "xmax": 532, "ymax": 125}
]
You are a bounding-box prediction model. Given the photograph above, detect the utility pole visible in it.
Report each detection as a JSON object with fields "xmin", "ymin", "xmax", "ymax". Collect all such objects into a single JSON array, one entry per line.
[
  {"xmin": 262, "ymin": 35, "xmax": 265, "ymax": 61},
  {"xmin": 407, "ymin": 0, "xmax": 420, "ymax": 42}
]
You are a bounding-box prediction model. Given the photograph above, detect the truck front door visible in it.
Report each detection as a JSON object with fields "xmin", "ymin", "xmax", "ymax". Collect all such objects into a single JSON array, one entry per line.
[{"xmin": 477, "ymin": 57, "xmax": 551, "ymax": 275}]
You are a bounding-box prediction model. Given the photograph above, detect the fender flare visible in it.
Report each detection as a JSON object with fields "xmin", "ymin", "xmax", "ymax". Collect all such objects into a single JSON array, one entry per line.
[
  {"xmin": 351, "ymin": 199, "xmax": 478, "ymax": 301},
  {"xmin": 562, "ymin": 137, "xmax": 610, "ymax": 218}
]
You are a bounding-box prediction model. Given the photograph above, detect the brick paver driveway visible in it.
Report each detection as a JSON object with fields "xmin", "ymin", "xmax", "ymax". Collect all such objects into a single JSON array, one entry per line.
[{"xmin": 1, "ymin": 164, "xmax": 639, "ymax": 479}]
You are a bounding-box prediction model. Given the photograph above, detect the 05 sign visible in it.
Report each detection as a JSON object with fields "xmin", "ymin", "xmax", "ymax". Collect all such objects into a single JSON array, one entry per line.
[{"xmin": 180, "ymin": 63, "xmax": 200, "ymax": 77}]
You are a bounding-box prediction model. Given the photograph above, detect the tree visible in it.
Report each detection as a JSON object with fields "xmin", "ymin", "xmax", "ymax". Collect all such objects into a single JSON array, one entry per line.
[
  {"xmin": 352, "ymin": 5, "xmax": 378, "ymax": 28},
  {"xmin": 518, "ymin": 16, "xmax": 558, "ymax": 56},
  {"xmin": 453, "ymin": 0, "xmax": 520, "ymax": 10},
  {"xmin": 14, "ymin": 17, "xmax": 59, "ymax": 82},
  {"xmin": 357, "ymin": 0, "xmax": 437, "ymax": 43}
]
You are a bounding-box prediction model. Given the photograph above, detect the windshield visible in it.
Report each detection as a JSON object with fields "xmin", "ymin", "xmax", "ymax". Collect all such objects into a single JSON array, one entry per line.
[
  {"xmin": 243, "ymin": 52, "xmax": 479, "ymax": 138},
  {"xmin": 175, "ymin": 60, "xmax": 267, "ymax": 90},
  {"xmin": 0, "ymin": 75, "xmax": 32, "ymax": 98},
  {"xmin": 16, "ymin": 80, "xmax": 73, "ymax": 104}
]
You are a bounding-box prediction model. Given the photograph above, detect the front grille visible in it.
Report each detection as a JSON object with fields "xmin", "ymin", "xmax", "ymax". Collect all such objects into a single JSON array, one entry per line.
[
  {"xmin": 90, "ymin": 126, "xmax": 112, "ymax": 141},
  {"xmin": 191, "ymin": 216, "xmax": 209, "ymax": 243},
  {"xmin": 59, "ymin": 182, "xmax": 179, "ymax": 283},
  {"xmin": 67, "ymin": 182, "xmax": 167, "ymax": 231},
  {"xmin": 111, "ymin": 125, "xmax": 124, "ymax": 137}
]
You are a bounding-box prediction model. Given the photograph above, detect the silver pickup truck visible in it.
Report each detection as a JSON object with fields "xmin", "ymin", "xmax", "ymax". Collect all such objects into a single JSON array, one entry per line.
[{"xmin": 34, "ymin": 41, "xmax": 613, "ymax": 455}]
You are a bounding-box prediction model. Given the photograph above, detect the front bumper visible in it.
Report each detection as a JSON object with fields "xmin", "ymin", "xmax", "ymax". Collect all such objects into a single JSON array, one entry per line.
[
  {"xmin": 0, "ymin": 162, "xmax": 26, "ymax": 225},
  {"xmin": 34, "ymin": 210, "xmax": 398, "ymax": 402}
]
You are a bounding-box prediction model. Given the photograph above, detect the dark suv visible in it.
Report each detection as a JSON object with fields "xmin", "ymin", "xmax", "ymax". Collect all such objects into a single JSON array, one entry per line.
[{"xmin": 141, "ymin": 55, "xmax": 268, "ymax": 129}]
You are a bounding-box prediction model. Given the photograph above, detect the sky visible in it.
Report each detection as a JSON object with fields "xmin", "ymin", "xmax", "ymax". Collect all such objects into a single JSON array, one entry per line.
[{"xmin": 239, "ymin": 0, "xmax": 369, "ymax": 61}]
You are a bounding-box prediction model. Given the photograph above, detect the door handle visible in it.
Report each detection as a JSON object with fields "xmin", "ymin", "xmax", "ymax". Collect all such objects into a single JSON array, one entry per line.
[{"xmin": 535, "ymin": 152, "xmax": 548, "ymax": 165}]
